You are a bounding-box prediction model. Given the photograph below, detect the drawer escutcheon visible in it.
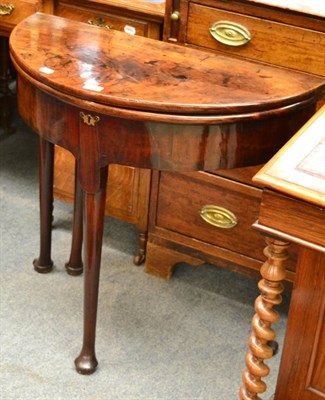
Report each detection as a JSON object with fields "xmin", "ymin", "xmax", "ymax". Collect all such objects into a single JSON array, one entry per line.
[
  {"xmin": 209, "ymin": 20, "xmax": 251, "ymax": 47},
  {"xmin": 88, "ymin": 18, "xmax": 112, "ymax": 30},
  {"xmin": 80, "ymin": 112, "xmax": 100, "ymax": 127},
  {"xmin": 200, "ymin": 205, "xmax": 237, "ymax": 229},
  {"xmin": 0, "ymin": 3, "xmax": 14, "ymax": 16}
]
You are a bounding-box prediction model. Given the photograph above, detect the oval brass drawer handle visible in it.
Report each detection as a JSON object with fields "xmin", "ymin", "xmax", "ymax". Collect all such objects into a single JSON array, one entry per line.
[
  {"xmin": 0, "ymin": 4, "xmax": 14, "ymax": 16},
  {"xmin": 209, "ymin": 20, "xmax": 251, "ymax": 47},
  {"xmin": 200, "ymin": 205, "xmax": 237, "ymax": 229}
]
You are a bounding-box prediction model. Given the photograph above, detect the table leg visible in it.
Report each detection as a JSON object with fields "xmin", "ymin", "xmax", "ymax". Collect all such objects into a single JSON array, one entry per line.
[
  {"xmin": 65, "ymin": 160, "xmax": 83, "ymax": 276},
  {"xmin": 33, "ymin": 137, "xmax": 54, "ymax": 273},
  {"xmin": 75, "ymin": 165, "xmax": 108, "ymax": 374},
  {"xmin": 239, "ymin": 237, "xmax": 289, "ymax": 400}
]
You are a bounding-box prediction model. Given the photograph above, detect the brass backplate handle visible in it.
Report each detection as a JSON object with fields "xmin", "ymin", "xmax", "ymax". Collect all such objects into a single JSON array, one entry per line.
[
  {"xmin": 0, "ymin": 4, "xmax": 14, "ymax": 16},
  {"xmin": 200, "ymin": 205, "xmax": 237, "ymax": 229},
  {"xmin": 209, "ymin": 20, "xmax": 251, "ymax": 47}
]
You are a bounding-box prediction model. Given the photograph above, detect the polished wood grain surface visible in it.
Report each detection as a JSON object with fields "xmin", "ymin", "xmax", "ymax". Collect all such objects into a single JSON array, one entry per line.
[
  {"xmin": 9, "ymin": 13, "xmax": 325, "ymax": 381},
  {"xmin": 10, "ymin": 13, "xmax": 325, "ymax": 119}
]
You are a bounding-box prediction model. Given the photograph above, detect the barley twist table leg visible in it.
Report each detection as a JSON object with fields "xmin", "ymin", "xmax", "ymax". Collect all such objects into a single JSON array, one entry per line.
[{"xmin": 240, "ymin": 237, "xmax": 290, "ymax": 400}]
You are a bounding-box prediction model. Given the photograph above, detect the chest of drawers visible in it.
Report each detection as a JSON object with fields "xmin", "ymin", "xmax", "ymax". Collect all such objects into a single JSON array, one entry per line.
[
  {"xmin": 53, "ymin": 0, "xmax": 164, "ymax": 39},
  {"xmin": 1, "ymin": 1, "xmax": 48, "ymax": 132},
  {"xmin": 166, "ymin": 0, "xmax": 325, "ymax": 75},
  {"xmin": 145, "ymin": 0, "xmax": 325, "ymax": 282}
]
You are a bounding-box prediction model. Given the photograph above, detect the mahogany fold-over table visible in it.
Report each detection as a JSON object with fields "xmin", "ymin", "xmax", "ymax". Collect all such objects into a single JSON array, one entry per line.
[{"xmin": 9, "ymin": 13, "xmax": 325, "ymax": 399}]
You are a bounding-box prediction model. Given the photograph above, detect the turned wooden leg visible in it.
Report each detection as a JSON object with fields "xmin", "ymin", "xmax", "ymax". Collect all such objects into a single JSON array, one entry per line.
[
  {"xmin": 33, "ymin": 137, "xmax": 54, "ymax": 273},
  {"xmin": 239, "ymin": 237, "xmax": 289, "ymax": 400},
  {"xmin": 133, "ymin": 168, "xmax": 151, "ymax": 266},
  {"xmin": 65, "ymin": 160, "xmax": 83, "ymax": 276},
  {"xmin": 75, "ymin": 166, "xmax": 108, "ymax": 374},
  {"xmin": 133, "ymin": 231, "xmax": 147, "ymax": 265}
]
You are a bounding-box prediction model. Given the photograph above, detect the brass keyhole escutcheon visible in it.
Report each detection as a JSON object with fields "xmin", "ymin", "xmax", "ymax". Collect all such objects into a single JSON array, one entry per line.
[
  {"xmin": 80, "ymin": 112, "xmax": 100, "ymax": 127},
  {"xmin": 88, "ymin": 18, "xmax": 112, "ymax": 30}
]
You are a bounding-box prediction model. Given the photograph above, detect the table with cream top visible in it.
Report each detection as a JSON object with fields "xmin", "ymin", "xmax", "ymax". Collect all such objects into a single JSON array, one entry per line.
[
  {"xmin": 241, "ymin": 105, "xmax": 325, "ymax": 399},
  {"xmin": 9, "ymin": 12, "xmax": 325, "ymax": 396}
]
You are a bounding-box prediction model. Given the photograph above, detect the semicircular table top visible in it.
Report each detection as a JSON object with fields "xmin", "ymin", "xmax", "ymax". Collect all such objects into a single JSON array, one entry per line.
[{"xmin": 10, "ymin": 13, "xmax": 325, "ymax": 123}]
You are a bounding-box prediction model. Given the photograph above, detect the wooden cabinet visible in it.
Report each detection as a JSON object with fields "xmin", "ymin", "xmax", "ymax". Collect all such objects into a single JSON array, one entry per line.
[
  {"xmin": 1, "ymin": 1, "xmax": 48, "ymax": 132},
  {"xmin": 0, "ymin": 1, "xmax": 44, "ymax": 36},
  {"xmin": 54, "ymin": 0, "xmax": 164, "ymax": 39},
  {"xmin": 145, "ymin": 0, "xmax": 325, "ymax": 282},
  {"xmin": 51, "ymin": 0, "xmax": 165, "ymax": 263},
  {"xmin": 176, "ymin": 1, "xmax": 325, "ymax": 75}
]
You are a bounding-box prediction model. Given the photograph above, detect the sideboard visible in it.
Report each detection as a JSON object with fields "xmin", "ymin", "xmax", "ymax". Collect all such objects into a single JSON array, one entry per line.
[{"xmin": 144, "ymin": 0, "xmax": 325, "ymax": 283}]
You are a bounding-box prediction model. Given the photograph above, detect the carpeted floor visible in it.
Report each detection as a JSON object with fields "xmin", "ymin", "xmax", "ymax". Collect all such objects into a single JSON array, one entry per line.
[{"xmin": 0, "ymin": 112, "xmax": 290, "ymax": 399}]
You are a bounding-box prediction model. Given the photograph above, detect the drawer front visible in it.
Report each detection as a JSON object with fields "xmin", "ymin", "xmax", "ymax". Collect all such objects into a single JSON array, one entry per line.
[
  {"xmin": 187, "ymin": 4, "xmax": 325, "ymax": 76},
  {"xmin": 156, "ymin": 171, "xmax": 298, "ymax": 271},
  {"xmin": 0, "ymin": 1, "xmax": 41, "ymax": 33},
  {"xmin": 156, "ymin": 171, "xmax": 266, "ymax": 261},
  {"xmin": 56, "ymin": 4, "xmax": 149, "ymax": 37}
]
